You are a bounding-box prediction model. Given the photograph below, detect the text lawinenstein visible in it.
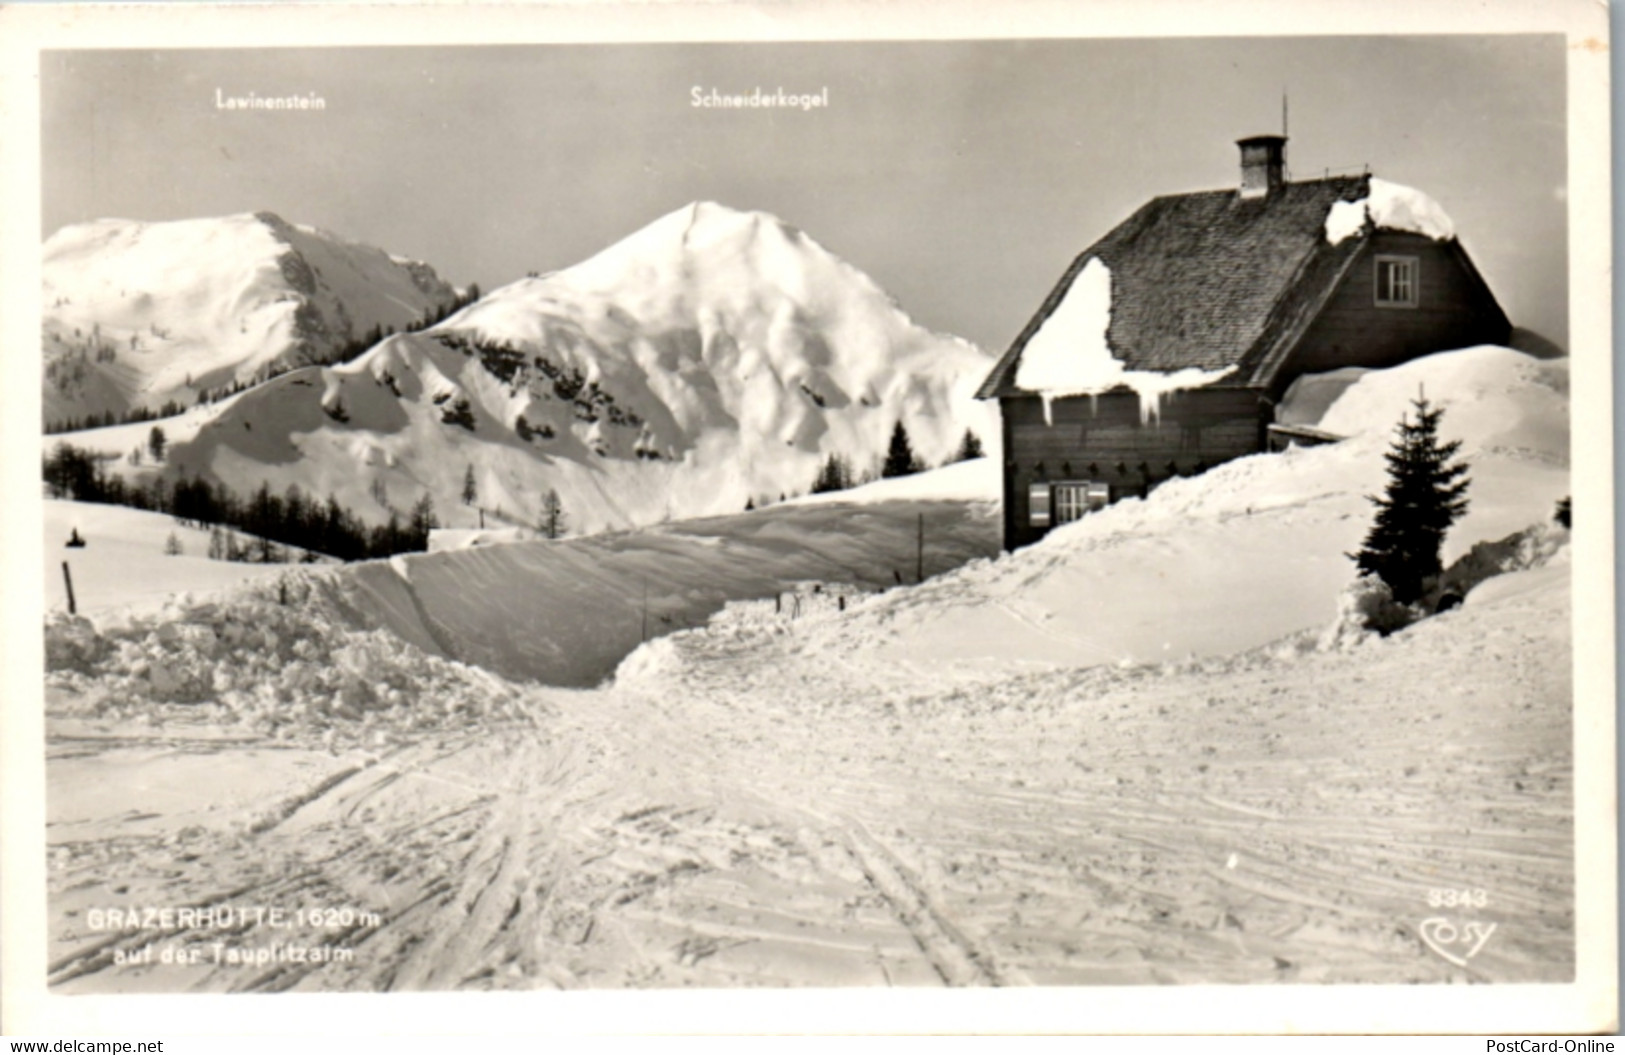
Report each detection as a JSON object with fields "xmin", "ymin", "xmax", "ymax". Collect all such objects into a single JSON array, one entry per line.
[{"xmin": 215, "ymin": 89, "xmax": 327, "ymax": 111}]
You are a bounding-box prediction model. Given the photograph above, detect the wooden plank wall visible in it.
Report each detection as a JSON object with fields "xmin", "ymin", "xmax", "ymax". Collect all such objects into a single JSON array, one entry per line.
[
  {"xmin": 993, "ymin": 235, "xmax": 1510, "ymax": 549},
  {"xmin": 1278, "ymin": 232, "xmax": 1512, "ymax": 391},
  {"xmin": 1000, "ymin": 387, "xmax": 1267, "ymax": 548}
]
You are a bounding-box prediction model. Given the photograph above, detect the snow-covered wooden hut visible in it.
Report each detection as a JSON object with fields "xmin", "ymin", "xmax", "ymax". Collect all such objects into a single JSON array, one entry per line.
[{"xmin": 977, "ymin": 135, "xmax": 1511, "ymax": 550}]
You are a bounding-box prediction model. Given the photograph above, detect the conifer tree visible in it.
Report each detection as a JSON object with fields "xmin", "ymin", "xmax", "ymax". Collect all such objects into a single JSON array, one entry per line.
[
  {"xmin": 409, "ymin": 493, "xmax": 438, "ymax": 545},
  {"xmin": 811, "ymin": 453, "xmax": 853, "ymax": 494},
  {"xmin": 1353, "ymin": 391, "xmax": 1471, "ymax": 605},
  {"xmin": 953, "ymin": 428, "xmax": 985, "ymax": 462},
  {"xmin": 540, "ymin": 488, "xmax": 566, "ymax": 539},
  {"xmin": 882, "ymin": 421, "xmax": 921, "ymax": 478},
  {"xmin": 461, "ymin": 463, "xmax": 478, "ymax": 507}
]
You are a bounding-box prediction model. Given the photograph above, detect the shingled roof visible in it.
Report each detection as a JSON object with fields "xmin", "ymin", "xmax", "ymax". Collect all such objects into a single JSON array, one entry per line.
[{"xmin": 977, "ymin": 174, "xmax": 1376, "ymax": 399}]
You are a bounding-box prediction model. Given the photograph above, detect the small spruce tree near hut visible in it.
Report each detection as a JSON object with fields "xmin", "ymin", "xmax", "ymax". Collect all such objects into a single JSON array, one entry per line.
[{"xmin": 1352, "ymin": 390, "xmax": 1471, "ymax": 606}]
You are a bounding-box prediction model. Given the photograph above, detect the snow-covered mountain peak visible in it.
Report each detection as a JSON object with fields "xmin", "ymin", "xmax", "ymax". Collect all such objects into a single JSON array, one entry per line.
[
  {"xmin": 641, "ymin": 199, "xmax": 802, "ymax": 251},
  {"xmin": 148, "ymin": 202, "xmax": 995, "ymax": 536},
  {"xmin": 548, "ymin": 200, "xmax": 836, "ymax": 304},
  {"xmin": 250, "ymin": 209, "xmax": 297, "ymax": 238},
  {"xmin": 42, "ymin": 213, "xmax": 462, "ymax": 426}
]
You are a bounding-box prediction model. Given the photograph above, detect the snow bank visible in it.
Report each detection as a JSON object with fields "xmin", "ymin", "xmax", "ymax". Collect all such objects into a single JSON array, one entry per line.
[
  {"xmin": 323, "ymin": 492, "xmax": 1000, "ymax": 687},
  {"xmin": 1318, "ymin": 575, "xmax": 1418, "ymax": 650},
  {"xmin": 1318, "ymin": 518, "xmax": 1570, "ymax": 650},
  {"xmin": 1324, "ymin": 178, "xmax": 1457, "ymax": 246},
  {"xmin": 786, "ymin": 456, "xmax": 1000, "ymax": 507},
  {"xmin": 1275, "ymin": 367, "xmax": 1368, "ymax": 428},
  {"xmin": 1316, "ymin": 346, "xmax": 1568, "ymax": 463},
  {"xmin": 1442, "ymin": 517, "xmax": 1571, "ymax": 600},
  {"xmin": 1013, "ymin": 258, "xmax": 1233, "ymax": 424},
  {"xmin": 44, "ymin": 575, "xmax": 531, "ymax": 745},
  {"xmin": 427, "ymin": 527, "xmax": 536, "ymax": 552}
]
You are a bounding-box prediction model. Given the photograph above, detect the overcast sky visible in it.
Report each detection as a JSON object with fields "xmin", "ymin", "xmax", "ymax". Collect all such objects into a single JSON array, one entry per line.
[{"xmin": 42, "ymin": 35, "xmax": 1568, "ymax": 351}]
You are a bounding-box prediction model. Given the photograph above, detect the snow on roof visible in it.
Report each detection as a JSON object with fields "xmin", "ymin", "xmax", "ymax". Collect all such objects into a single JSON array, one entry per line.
[
  {"xmin": 980, "ymin": 173, "xmax": 1481, "ymax": 404},
  {"xmin": 1011, "ymin": 258, "xmax": 1234, "ymax": 423},
  {"xmin": 1324, "ymin": 177, "xmax": 1456, "ymax": 246},
  {"xmin": 977, "ymin": 176, "xmax": 1371, "ymax": 399}
]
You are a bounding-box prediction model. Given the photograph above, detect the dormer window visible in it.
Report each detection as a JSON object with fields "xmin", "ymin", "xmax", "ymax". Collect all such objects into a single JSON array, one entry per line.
[{"xmin": 1375, "ymin": 255, "xmax": 1419, "ymax": 308}]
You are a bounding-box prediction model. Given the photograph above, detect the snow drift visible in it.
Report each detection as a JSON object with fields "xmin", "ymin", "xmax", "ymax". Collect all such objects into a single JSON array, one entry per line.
[
  {"xmin": 44, "ymin": 581, "xmax": 530, "ymax": 747},
  {"xmin": 45, "ymin": 466, "xmax": 1001, "ymax": 692}
]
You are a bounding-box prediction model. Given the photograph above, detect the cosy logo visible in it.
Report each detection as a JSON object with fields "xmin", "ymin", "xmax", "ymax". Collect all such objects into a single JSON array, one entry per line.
[{"xmin": 1418, "ymin": 916, "xmax": 1496, "ymax": 967}]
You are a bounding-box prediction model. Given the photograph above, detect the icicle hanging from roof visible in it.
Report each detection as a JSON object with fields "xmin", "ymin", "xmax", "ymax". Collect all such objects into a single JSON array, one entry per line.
[{"xmin": 1014, "ymin": 257, "xmax": 1234, "ymax": 425}]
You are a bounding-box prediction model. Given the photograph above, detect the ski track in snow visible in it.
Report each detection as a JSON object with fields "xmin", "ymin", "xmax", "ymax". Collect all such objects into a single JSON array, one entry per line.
[
  {"xmin": 45, "ymin": 560, "xmax": 1572, "ymax": 990},
  {"xmin": 42, "ymin": 347, "xmax": 1574, "ymax": 990}
]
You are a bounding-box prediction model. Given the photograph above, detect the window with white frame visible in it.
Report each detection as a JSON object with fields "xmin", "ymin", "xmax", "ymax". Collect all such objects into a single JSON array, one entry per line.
[
  {"xmin": 1375, "ymin": 255, "xmax": 1419, "ymax": 308},
  {"xmin": 1049, "ymin": 481, "xmax": 1111, "ymax": 525},
  {"xmin": 1054, "ymin": 483, "xmax": 1088, "ymax": 524}
]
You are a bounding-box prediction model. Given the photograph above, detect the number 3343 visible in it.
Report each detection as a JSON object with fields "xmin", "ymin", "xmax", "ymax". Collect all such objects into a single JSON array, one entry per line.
[{"xmin": 1427, "ymin": 888, "xmax": 1488, "ymax": 908}]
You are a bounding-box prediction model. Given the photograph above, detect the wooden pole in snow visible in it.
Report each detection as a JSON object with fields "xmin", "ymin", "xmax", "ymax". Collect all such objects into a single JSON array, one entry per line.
[
  {"xmin": 61, "ymin": 561, "xmax": 77, "ymax": 616},
  {"xmin": 916, "ymin": 513, "xmax": 924, "ymax": 584}
]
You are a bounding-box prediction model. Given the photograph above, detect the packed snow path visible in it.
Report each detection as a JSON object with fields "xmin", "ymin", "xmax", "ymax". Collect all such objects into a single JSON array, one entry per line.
[{"xmin": 47, "ymin": 562, "xmax": 1572, "ymax": 990}]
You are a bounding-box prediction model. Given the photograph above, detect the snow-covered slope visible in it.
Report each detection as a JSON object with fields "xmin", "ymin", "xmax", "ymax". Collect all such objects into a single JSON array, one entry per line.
[
  {"xmin": 789, "ymin": 345, "xmax": 1569, "ymax": 676},
  {"xmin": 47, "ymin": 460, "xmax": 1001, "ymax": 689},
  {"xmin": 42, "ymin": 213, "xmax": 461, "ymax": 425},
  {"xmin": 38, "ymin": 348, "xmax": 1577, "ymax": 995},
  {"xmin": 44, "ymin": 499, "xmax": 299, "ymax": 618},
  {"xmin": 60, "ymin": 345, "xmax": 1562, "ymax": 694},
  {"xmin": 159, "ymin": 202, "xmax": 996, "ymax": 533}
]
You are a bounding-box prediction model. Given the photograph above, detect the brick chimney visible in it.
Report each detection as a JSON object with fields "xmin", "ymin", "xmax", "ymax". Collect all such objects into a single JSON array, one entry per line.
[{"xmin": 1237, "ymin": 135, "xmax": 1287, "ymax": 199}]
